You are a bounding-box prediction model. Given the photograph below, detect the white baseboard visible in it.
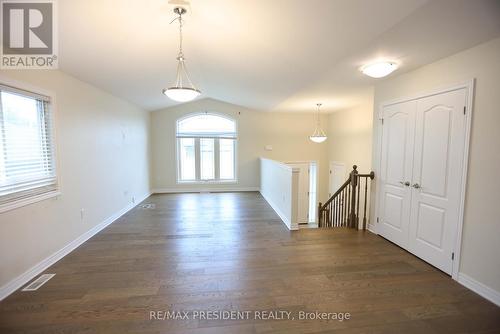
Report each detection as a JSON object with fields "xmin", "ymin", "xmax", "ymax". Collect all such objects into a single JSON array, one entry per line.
[
  {"xmin": 367, "ymin": 222, "xmax": 377, "ymax": 234},
  {"xmin": 457, "ymin": 272, "xmax": 500, "ymax": 306},
  {"xmin": 152, "ymin": 187, "xmax": 259, "ymax": 194},
  {"xmin": 0, "ymin": 191, "xmax": 152, "ymax": 301},
  {"xmin": 259, "ymin": 191, "xmax": 298, "ymax": 231},
  {"xmin": 367, "ymin": 224, "xmax": 499, "ymax": 306}
]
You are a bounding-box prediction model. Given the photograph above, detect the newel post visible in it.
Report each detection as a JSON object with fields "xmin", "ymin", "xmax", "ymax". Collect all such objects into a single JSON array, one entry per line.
[{"xmin": 350, "ymin": 165, "xmax": 358, "ymax": 228}]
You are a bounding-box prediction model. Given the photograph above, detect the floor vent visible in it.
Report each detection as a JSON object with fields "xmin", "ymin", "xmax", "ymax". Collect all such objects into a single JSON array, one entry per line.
[
  {"xmin": 140, "ymin": 203, "xmax": 155, "ymax": 209},
  {"xmin": 22, "ymin": 274, "xmax": 55, "ymax": 291}
]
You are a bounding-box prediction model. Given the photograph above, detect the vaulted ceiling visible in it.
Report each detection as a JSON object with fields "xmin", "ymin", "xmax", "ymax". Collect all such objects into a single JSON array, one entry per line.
[{"xmin": 59, "ymin": 0, "xmax": 500, "ymax": 112}]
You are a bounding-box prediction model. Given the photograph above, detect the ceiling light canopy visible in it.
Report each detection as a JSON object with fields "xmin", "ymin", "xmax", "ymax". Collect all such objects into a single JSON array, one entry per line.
[
  {"xmin": 309, "ymin": 103, "xmax": 327, "ymax": 143},
  {"xmin": 162, "ymin": 7, "xmax": 201, "ymax": 103},
  {"xmin": 361, "ymin": 61, "xmax": 398, "ymax": 78}
]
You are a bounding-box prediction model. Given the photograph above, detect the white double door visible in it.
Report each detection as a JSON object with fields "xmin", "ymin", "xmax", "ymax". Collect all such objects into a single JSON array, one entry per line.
[{"xmin": 378, "ymin": 88, "xmax": 467, "ymax": 275}]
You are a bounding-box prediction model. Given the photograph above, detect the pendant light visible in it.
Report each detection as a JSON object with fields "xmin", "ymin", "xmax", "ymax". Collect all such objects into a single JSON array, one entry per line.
[
  {"xmin": 309, "ymin": 103, "xmax": 327, "ymax": 143},
  {"xmin": 162, "ymin": 7, "xmax": 201, "ymax": 102}
]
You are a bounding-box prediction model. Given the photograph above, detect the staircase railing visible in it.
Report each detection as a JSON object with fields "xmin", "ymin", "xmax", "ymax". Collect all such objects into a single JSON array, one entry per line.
[{"xmin": 318, "ymin": 165, "xmax": 374, "ymax": 229}]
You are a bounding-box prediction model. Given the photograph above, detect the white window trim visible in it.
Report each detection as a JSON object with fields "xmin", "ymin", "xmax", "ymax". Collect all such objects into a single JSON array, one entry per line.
[
  {"xmin": 0, "ymin": 190, "xmax": 60, "ymax": 214},
  {"xmin": 0, "ymin": 76, "xmax": 60, "ymax": 213},
  {"xmin": 175, "ymin": 112, "xmax": 238, "ymax": 184}
]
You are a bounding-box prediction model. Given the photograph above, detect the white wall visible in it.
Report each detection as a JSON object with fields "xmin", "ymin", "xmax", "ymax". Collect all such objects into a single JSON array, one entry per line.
[
  {"xmin": 260, "ymin": 158, "xmax": 299, "ymax": 230},
  {"xmin": 0, "ymin": 70, "xmax": 151, "ymax": 297},
  {"xmin": 326, "ymin": 95, "xmax": 375, "ymax": 227},
  {"xmin": 371, "ymin": 37, "xmax": 500, "ymax": 299},
  {"xmin": 151, "ymin": 98, "xmax": 330, "ymax": 202},
  {"xmin": 327, "ymin": 92, "xmax": 374, "ymax": 173}
]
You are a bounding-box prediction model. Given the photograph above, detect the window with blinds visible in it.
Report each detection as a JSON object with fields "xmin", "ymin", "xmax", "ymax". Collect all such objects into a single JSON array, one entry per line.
[{"xmin": 0, "ymin": 84, "xmax": 57, "ymax": 208}]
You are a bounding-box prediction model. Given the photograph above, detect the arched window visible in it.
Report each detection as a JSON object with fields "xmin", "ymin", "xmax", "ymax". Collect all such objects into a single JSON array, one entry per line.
[{"xmin": 177, "ymin": 113, "xmax": 237, "ymax": 182}]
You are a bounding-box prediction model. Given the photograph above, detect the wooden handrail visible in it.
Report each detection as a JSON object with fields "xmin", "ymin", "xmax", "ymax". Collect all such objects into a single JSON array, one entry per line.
[
  {"xmin": 318, "ymin": 165, "xmax": 374, "ymax": 230},
  {"xmin": 321, "ymin": 178, "xmax": 350, "ymax": 208},
  {"xmin": 358, "ymin": 172, "xmax": 375, "ymax": 179}
]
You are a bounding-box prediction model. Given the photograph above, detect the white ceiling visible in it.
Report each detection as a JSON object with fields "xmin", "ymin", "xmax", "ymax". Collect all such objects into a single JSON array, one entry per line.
[{"xmin": 59, "ymin": 0, "xmax": 500, "ymax": 112}]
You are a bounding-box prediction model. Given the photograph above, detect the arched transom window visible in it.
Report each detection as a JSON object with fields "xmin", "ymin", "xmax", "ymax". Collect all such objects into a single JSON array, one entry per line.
[{"xmin": 177, "ymin": 113, "xmax": 237, "ymax": 182}]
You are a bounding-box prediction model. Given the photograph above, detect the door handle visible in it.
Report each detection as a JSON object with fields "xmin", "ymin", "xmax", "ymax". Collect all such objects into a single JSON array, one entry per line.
[
  {"xmin": 399, "ymin": 181, "xmax": 410, "ymax": 186},
  {"xmin": 412, "ymin": 183, "xmax": 421, "ymax": 189}
]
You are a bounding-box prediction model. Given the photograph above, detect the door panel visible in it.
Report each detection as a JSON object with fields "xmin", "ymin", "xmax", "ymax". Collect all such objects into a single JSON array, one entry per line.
[
  {"xmin": 386, "ymin": 113, "xmax": 410, "ymax": 185},
  {"xmin": 416, "ymin": 203, "xmax": 446, "ymax": 248},
  {"xmin": 378, "ymin": 101, "xmax": 416, "ymax": 249},
  {"xmin": 409, "ymin": 89, "xmax": 467, "ymax": 274},
  {"xmin": 384, "ymin": 192, "xmax": 404, "ymax": 229},
  {"xmin": 420, "ymin": 105, "xmax": 452, "ymax": 197}
]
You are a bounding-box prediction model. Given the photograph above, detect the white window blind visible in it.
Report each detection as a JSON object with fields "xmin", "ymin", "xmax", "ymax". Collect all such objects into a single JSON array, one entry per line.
[{"xmin": 0, "ymin": 84, "xmax": 57, "ymax": 207}]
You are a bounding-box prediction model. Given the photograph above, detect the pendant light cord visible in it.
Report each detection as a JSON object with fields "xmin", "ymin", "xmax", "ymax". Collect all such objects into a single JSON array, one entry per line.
[
  {"xmin": 311, "ymin": 103, "xmax": 326, "ymax": 138},
  {"xmin": 316, "ymin": 103, "xmax": 322, "ymax": 127},
  {"xmin": 170, "ymin": 10, "xmax": 184, "ymax": 59},
  {"xmin": 178, "ymin": 12, "xmax": 184, "ymax": 60},
  {"xmin": 167, "ymin": 7, "xmax": 199, "ymax": 92},
  {"xmin": 163, "ymin": 7, "xmax": 201, "ymax": 99},
  {"xmin": 176, "ymin": 11, "xmax": 184, "ymax": 88}
]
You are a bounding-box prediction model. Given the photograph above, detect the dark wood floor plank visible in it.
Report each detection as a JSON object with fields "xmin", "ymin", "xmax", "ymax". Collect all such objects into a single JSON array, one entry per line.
[{"xmin": 0, "ymin": 192, "xmax": 498, "ymax": 333}]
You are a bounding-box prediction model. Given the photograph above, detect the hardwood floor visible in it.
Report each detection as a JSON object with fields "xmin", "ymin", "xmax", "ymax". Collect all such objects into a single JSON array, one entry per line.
[{"xmin": 1, "ymin": 192, "xmax": 499, "ymax": 333}]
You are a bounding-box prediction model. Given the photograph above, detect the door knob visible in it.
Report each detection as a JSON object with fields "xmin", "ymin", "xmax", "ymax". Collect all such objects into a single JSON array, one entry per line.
[
  {"xmin": 412, "ymin": 183, "xmax": 421, "ymax": 189},
  {"xmin": 399, "ymin": 181, "xmax": 410, "ymax": 186}
]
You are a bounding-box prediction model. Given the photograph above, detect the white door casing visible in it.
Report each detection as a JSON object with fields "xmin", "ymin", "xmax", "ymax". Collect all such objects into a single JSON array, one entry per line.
[
  {"xmin": 308, "ymin": 162, "xmax": 318, "ymax": 223},
  {"xmin": 287, "ymin": 163, "xmax": 310, "ymax": 224},
  {"xmin": 378, "ymin": 101, "xmax": 416, "ymax": 249}
]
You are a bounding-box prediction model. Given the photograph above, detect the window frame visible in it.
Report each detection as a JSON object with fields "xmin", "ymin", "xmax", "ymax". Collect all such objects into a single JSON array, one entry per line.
[
  {"xmin": 175, "ymin": 112, "xmax": 238, "ymax": 184},
  {"xmin": 0, "ymin": 79, "xmax": 60, "ymax": 213}
]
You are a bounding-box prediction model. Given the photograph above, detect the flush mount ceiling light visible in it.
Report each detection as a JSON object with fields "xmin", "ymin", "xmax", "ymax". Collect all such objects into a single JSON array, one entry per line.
[
  {"xmin": 162, "ymin": 7, "xmax": 201, "ymax": 102},
  {"xmin": 361, "ymin": 61, "xmax": 398, "ymax": 78},
  {"xmin": 309, "ymin": 103, "xmax": 327, "ymax": 143}
]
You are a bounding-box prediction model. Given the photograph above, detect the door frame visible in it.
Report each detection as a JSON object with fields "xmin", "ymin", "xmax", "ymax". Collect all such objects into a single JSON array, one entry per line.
[
  {"xmin": 372, "ymin": 79, "xmax": 475, "ymax": 280},
  {"xmin": 284, "ymin": 160, "xmax": 319, "ymax": 224}
]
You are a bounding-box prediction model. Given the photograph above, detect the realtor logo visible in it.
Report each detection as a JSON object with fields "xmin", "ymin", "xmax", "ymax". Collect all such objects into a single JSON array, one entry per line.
[{"xmin": 1, "ymin": 0, "xmax": 58, "ymax": 69}]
